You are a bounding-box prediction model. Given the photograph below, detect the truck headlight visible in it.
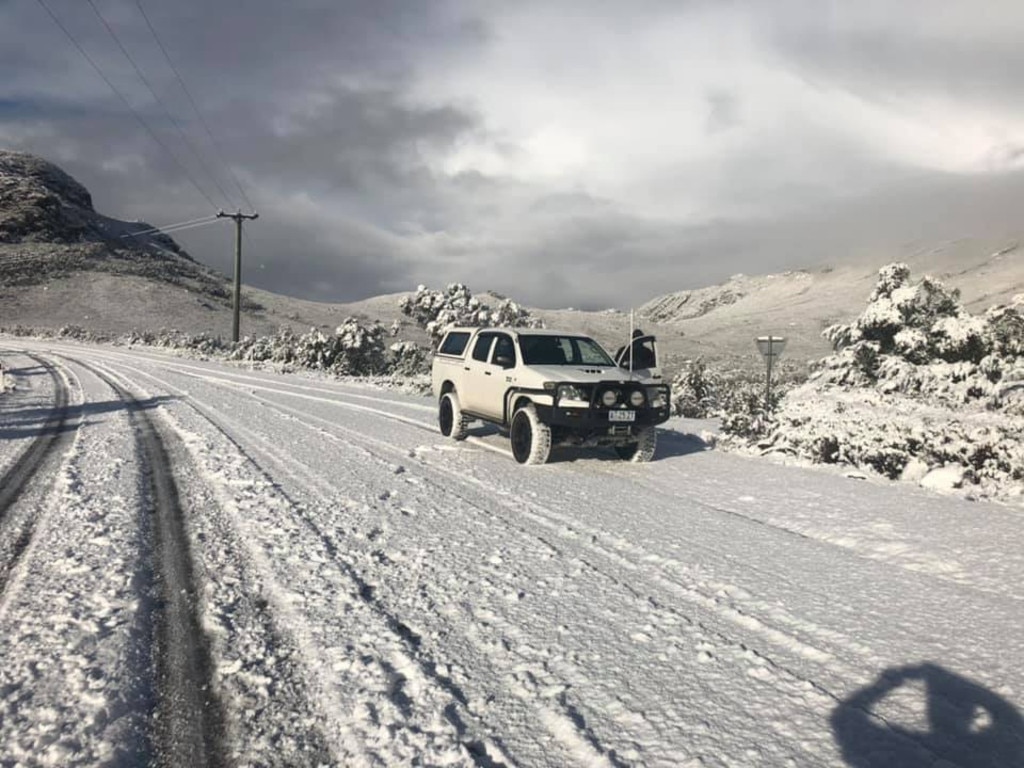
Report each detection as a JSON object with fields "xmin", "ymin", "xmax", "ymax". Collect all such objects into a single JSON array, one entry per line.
[
  {"xmin": 557, "ymin": 384, "xmax": 591, "ymax": 406},
  {"xmin": 600, "ymin": 388, "xmax": 619, "ymax": 407},
  {"xmin": 629, "ymin": 390, "xmax": 646, "ymax": 407}
]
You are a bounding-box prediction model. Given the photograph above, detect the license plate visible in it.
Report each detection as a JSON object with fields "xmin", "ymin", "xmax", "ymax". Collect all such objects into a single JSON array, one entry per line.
[{"xmin": 608, "ymin": 410, "xmax": 635, "ymax": 422}]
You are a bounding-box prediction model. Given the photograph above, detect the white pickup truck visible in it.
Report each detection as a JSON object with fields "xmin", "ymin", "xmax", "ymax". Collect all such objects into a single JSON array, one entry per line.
[{"xmin": 431, "ymin": 327, "xmax": 671, "ymax": 464}]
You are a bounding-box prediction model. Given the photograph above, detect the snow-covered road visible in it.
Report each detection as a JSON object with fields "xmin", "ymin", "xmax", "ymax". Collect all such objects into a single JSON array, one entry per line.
[{"xmin": 1, "ymin": 340, "xmax": 1022, "ymax": 767}]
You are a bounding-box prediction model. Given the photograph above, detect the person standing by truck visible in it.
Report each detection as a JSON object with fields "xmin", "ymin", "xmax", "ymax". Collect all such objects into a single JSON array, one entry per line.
[{"xmin": 616, "ymin": 329, "xmax": 656, "ymax": 370}]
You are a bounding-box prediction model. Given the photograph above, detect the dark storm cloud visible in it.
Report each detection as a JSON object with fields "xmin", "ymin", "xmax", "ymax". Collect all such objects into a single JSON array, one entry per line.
[
  {"xmin": 2, "ymin": 0, "xmax": 1023, "ymax": 309},
  {"xmin": 0, "ymin": 0, "xmax": 485, "ymax": 302},
  {"xmin": 432, "ymin": 161, "xmax": 1024, "ymax": 311},
  {"xmin": 231, "ymin": 86, "xmax": 475, "ymax": 201}
]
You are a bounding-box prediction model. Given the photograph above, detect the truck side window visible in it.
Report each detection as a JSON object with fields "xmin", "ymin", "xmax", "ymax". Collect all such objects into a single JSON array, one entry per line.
[
  {"xmin": 472, "ymin": 333, "xmax": 495, "ymax": 362},
  {"xmin": 439, "ymin": 331, "xmax": 471, "ymax": 356},
  {"xmin": 493, "ymin": 334, "xmax": 516, "ymax": 366}
]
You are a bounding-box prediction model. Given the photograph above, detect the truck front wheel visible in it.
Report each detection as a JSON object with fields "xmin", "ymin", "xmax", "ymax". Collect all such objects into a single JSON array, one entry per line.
[
  {"xmin": 615, "ymin": 426, "xmax": 657, "ymax": 462},
  {"xmin": 510, "ymin": 404, "xmax": 552, "ymax": 465},
  {"xmin": 439, "ymin": 391, "xmax": 468, "ymax": 440}
]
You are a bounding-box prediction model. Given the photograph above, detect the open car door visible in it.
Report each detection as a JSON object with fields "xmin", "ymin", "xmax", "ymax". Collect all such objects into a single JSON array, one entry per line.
[{"xmin": 615, "ymin": 335, "xmax": 662, "ymax": 379}]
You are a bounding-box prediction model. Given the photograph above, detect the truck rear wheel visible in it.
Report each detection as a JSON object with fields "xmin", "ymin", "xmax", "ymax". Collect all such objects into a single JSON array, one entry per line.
[
  {"xmin": 615, "ymin": 426, "xmax": 657, "ymax": 463},
  {"xmin": 510, "ymin": 404, "xmax": 551, "ymax": 465},
  {"xmin": 439, "ymin": 391, "xmax": 468, "ymax": 440}
]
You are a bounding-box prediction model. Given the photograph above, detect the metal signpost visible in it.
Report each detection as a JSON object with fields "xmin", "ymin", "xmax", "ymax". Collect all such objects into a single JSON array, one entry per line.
[{"xmin": 755, "ymin": 335, "xmax": 787, "ymax": 412}]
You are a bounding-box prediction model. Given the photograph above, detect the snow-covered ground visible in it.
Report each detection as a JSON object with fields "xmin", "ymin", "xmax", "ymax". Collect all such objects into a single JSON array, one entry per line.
[{"xmin": 1, "ymin": 339, "xmax": 1023, "ymax": 767}]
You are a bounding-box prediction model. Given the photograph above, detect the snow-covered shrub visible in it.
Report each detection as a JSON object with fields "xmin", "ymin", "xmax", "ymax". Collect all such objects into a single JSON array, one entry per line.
[
  {"xmin": 388, "ymin": 341, "xmax": 431, "ymax": 376},
  {"xmin": 227, "ymin": 319, "xmax": 390, "ymax": 375},
  {"xmin": 0, "ymin": 325, "xmax": 39, "ymax": 337},
  {"xmin": 292, "ymin": 318, "xmax": 389, "ymax": 375},
  {"xmin": 816, "ymin": 266, "xmax": 1021, "ymax": 411},
  {"xmin": 399, "ymin": 283, "xmax": 543, "ymax": 347},
  {"xmin": 56, "ymin": 324, "xmax": 94, "ymax": 341},
  {"xmin": 228, "ymin": 329, "xmax": 300, "ymax": 365},
  {"xmin": 931, "ymin": 314, "xmax": 988, "ymax": 364},
  {"xmin": 985, "ymin": 297, "xmax": 1024, "ymax": 359},
  {"xmin": 670, "ymin": 357, "xmax": 804, "ymax": 438},
  {"xmin": 738, "ymin": 265, "xmax": 1024, "ymax": 503},
  {"xmin": 670, "ymin": 358, "xmax": 720, "ymax": 417},
  {"xmin": 119, "ymin": 329, "xmax": 229, "ymax": 357}
]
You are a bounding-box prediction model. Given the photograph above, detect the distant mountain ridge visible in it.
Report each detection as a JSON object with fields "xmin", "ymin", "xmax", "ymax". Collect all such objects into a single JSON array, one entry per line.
[
  {"xmin": 623, "ymin": 241, "xmax": 1023, "ymax": 365},
  {"xmin": 1, "ymin": 150, "xmax": 1021, "ymax": 369}
]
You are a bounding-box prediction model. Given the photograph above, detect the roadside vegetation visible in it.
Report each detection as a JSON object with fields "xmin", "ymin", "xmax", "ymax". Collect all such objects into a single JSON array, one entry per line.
[
  {"xmin": 5, "ymin": 269, "xmax": 1021, "ymax": 500},
  {"xmin": 714, "ymin": 264, "xmax": 1023, "ymax": 502}
]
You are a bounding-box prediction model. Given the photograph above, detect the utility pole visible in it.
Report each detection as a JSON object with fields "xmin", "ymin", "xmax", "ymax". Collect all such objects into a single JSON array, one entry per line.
[{"xmin": 216, "ymin": 210, "xmax": 258, "ymax": 342}]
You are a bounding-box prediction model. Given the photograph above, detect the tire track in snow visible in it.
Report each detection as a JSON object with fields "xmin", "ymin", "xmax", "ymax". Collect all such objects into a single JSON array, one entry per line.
[
  {"xmin": 0, "ymin": 353, "xmax": 77, "ymax": 593},
  {"xmin": 70, "ymin": 358, "xmax": 227, "ymax": 768},
  {"xmin": 211, "ymin": 385, "xmax": 878, "ymax": 715},
  {"xmin": 21, "ymin": 347, "xmax": 987, "ymax": 764},
  {"xmin": 69, "ymin": 347, "xmax": 945, "ymax": 762},
  {"xmin": 76, "ymin": 358, "xmax": 340, "ymax": 766},
  {"xmin": 60, "ymin": 349, "xmax": 436, "ymax": 416},
  {"xmin": 217, "ymin": 388, "xmax": 844, "ymax": 763},
  {"xmin": 103, "ymin": 361, "xmax": 779, "ymax": 760},
  {"xmin": 227, "ymin": 384, "xmax": 848, "ymax": 661},
  {"xmin": 65, "ymin": 347, "xmax": 930, "ymax": 763},
  {"xmin": 110, "ymin": 364, "xmax": 697, "ymax": 764},
  {"xmin": 86, "ymin": 355, "xmax": 509, "ymax": 766},
  {"xmin": 0, "ymin": 353, "xmax": 71, "ymax": 516}
]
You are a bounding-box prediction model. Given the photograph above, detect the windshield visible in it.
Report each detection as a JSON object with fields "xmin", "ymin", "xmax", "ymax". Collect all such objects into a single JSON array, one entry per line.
[{"xmin": 518, "ymin": 335, "xmax": 615, "ymax": 366}]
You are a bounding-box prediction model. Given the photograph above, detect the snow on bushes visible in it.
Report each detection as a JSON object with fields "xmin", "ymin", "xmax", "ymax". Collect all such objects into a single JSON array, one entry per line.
[
  {"xmin": 745, "ymin": 264, "xmax": 1023, "ymax": 503},
  {"xmin": 670, "ymin": 357, "xmax": 804, "ymax": 438},
  {"xmin": 399, "ymin": 283, "xmax": 543, "ymax": 347},
  {"xmin": 227, "ymin": 329, "xmax": 300, "ymax": 365},
  {"xmin": 670, "ymin": 358, "xmax": 720, "ymax": 418},
  {"xmin": 229, "ymin": 318, "xmax": 390, "ymax": 375},
  {"xmin": 3, "ymin": 316, "xmax": 422, "ymax": 379},
  {"xmin": 388, "ymin": 341, "xmax": 431, "ymax": 377},
  {"xmin": 122, "ymin": 329, "xmax": 229, "ymax": 357},
  {"xmin": 818, "ymin": 263, "xmax": 1022, "ymax": 410}
]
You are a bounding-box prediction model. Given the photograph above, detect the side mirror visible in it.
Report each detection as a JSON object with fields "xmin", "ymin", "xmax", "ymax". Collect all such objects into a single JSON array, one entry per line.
[{"xmin": 494, "ymin": 354, "xmax": 515, "ymax": 369}]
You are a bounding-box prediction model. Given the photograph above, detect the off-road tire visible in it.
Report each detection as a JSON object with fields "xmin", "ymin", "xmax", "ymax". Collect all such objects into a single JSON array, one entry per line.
[
  {"xmin": 615, "ymin": 426, "xmax": 657, "ymax": 463},
  {"xmin": 510, "ymin": 404, "xmax": 552, "ymax": 465},
  {"xmin": 439, "ymin": 391, "xmax": 468, "ymax": 440}
]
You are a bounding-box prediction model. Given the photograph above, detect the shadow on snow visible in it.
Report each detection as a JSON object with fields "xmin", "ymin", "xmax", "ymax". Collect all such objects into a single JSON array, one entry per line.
[
  {"xmin": 461, "ymin": 422, "xmax": 710, "ymax": 463},
  {"xmin": 0, "ymin": 396, "xmax": 177, "ymax": 440},
  {"xmin": 832, "ymin": 662, "xmax": 1024, "ymax": 767}
]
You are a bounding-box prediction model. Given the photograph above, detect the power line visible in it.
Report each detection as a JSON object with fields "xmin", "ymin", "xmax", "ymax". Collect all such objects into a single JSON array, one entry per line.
[
  {"xmin": 83, "ymin": 0, "xmax": 235, "ymax": 210},
  {"xmin": 132, "ymin": 0, "xmax": 256, "ymax": 213},
  {"xmin": 138, "ymin": 218, "xmax": 221, "ymax": 237},
  {"xmin": 33, "ymin": 0, "xmax": 220, "ymax": 211},
  {"xmin": 120, "ymin": 214, "xmax": 219, "ymax": 238}
]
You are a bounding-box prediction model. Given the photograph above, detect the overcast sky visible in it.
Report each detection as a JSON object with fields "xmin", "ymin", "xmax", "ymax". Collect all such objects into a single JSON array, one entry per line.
[{"xmin": 3, "ymin": 0, "xmax": 1024, "ymax": 309}]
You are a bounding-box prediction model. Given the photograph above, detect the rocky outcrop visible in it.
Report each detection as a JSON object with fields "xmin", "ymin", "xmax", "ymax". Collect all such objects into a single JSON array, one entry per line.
[
  {"xmin": 0, "ymin": 151, "xmax": 99, "ymax": 244},
  {"xmin": 0, "ymin": 150, "xmax": 239, "ymax": 304}
]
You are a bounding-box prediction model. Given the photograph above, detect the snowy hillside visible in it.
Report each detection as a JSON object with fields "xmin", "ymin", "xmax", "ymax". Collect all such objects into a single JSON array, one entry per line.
[
  {"xmin": 1, "ymin": 338, "xmax": 1023, "ymax": 766},
  {"xmin": 635, "ymin": 239, "xmax": 1023, "ymax": 364}
]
